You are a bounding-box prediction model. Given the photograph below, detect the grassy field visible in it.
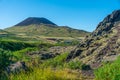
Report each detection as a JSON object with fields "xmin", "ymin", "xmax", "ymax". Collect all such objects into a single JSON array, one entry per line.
[{"xmin": 0, "ymin": 36, "xmax": 90, "ymax": 80}]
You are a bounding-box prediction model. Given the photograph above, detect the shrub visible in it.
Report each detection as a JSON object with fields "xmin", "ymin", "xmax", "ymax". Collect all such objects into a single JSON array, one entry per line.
[
  {"xmin": 0, "ymin": 49, "xmax": 13, "ymax": 79},
  {"xmin": 94, "ymin": 57, "xmax": 120, "ymax": 80},
  {"xmin": 55, "ymin": 40, "xmax": 79, "ymax": 46},
  {"xmin": 66, "ymin": 60, "xmax": 82, "ymax": 69},
  {"xmin": 9, "ymin": 67, "xmax": 83, "ymax": 80},
  {"xmin": 12, "ymin": 47, "xmax": 38, "ymax": 61},
  {"xmin": 66, "ymin": 60, "xmax": 90, "ymax": 70},
  {"xmin": 41, "ymin": 53, "xmax": 69, "ymax": 68},
  {"xmin": 0, "ymin": 40, "xmax": 36, "ymax": 51}
]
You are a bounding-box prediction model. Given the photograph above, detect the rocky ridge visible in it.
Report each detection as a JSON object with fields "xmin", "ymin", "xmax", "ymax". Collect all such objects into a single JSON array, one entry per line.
[{"xmin": 67, "ymin": 10, "xmax": 120, "ymax": 69}]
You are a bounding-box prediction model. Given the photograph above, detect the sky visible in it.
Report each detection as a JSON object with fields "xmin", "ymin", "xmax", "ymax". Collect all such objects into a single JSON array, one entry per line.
[{"xmin": 0, "ymin": 0, "xmax": 120, "ymax": 32}]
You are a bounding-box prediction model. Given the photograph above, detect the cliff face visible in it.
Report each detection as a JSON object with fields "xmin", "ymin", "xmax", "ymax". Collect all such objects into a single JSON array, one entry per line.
[{"xmin": 67, "ymin": 10, "xmax": 120, "ymax": 69}]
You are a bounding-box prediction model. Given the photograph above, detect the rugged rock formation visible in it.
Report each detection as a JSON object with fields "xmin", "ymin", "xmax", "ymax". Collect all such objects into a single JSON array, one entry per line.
[
  {"xmin": 67, "ymin": 10, "xmax": 120, "ymax": 69},
  {"xmin": 92, "ymin": 10, "xmax": 120, "ymax": 36}
]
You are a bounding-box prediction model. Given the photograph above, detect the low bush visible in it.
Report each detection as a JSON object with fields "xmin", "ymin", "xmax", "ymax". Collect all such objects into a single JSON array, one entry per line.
[
  {"xmin": 94, "ymin": 57, "xmax": 120, "ymax": 80},
  {"xmin": 0, "ymin": 49, "xmax": 13, "ymax": 79},
  {"xmin": 12, "ymin": 47, "xmax": 38, "ymax": 61},
  {"xmin": 55, "ymin": 40, "xmax": 79, "ymax": 46},
  {"xmin": 65, "ymin": 60, "xmax": 91, "ymax": 70},
  {"xmin": 41, "ymin": 53, "xmax": 69, "ymax": 68},
  {"xmin": 9, "ymin": 67, "xmax": 82, "ymax": 80},
  {"xmin": 0, "ymin": 40, "xmax": 36, "ymax": 51},
  {"xmin": 66, "ymin": 60, "xmax": 82, "ymax": 69}
]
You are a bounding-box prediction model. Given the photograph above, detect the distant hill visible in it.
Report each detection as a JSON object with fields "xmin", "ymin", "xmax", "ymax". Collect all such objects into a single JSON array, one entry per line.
[
  {"xmin": 5, "ymin": 17, "xmax": 90, "ymax": 37},
  {"xmin": 67, "ymin": 10, "xmax": 120, "ymax": 69}
]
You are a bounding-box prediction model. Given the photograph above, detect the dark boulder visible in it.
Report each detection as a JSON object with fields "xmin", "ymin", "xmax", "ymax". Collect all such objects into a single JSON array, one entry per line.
[{"xmin": 40, "ymin": 53, "xmax": 56, "ymax": 60}]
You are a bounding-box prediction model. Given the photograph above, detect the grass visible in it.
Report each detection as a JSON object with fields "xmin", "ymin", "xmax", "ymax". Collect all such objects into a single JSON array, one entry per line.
[
  {"xmin": 41, "ymin": 53, "xmax": 69, "ymax": 68},
  {"xmin": 5, "ymin": 24, "xmax": 89, "ymax": 37},
  {"xmin": 0, "ymin": 52, "xmax": 85, "ymax": 80},
  {"xmin": 0, "ymin": 51, "xmax": 86, "ymax": 80},
  {"xmin": 65, "ymin": 60, "xmax": 82, "ymax": 70},
  {"xmin": 0, "ymin": 40, "xmax": 36, "ymax": 51},
  {"xmin": 94, "ymin": 57, "xmax": 120, "ymax": 80},
  {"xmin": 9, "ymin": 67, "xmax": 84, "ymax": 80},
  {"xmin": 0, "ymin": 49, "xmax": 14, "ymax": 79},
  {"xmin": 0, "ymin": 38, "xmax": 87, "ymax": 80},
  {"xmin": 12, "ymin": 47, "xmax": 38, "ymax": 61},
  {"xmin": 55, "ymin": 40, "xmax": 79, "ymax": 46},
  {"xmin": 41, "ymin": 52, "xmax": 89, "ymax": 71}
]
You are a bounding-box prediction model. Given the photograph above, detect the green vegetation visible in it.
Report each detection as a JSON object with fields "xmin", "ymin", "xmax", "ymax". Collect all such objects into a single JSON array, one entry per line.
[
  {"xmin": 0, "ymin": 35, "xmax": 91, "ymax": 80},
  {"xmin": 94, "ymin": 57, "xmax": 120, "ymax": 80},
  {"xmin": 0, "ymin": 49, "xmax": 13, "ymax": 80},
  {"xmin": 9, "ymin": 67, "xmax": 83, "ymax": 80},
  {"xmin": 55, "ymin": 40, "xmax": 79, "ymax": 46},
  {"xmin": 5, "ymin": 24, "xmax": 89, "ymax": 37},
  {"xmin": 41, "ymin": 53, "xmax": 69, "ymax": 68},
  {"xmin": 66, "ymin": 60, "xmax": 82, "ymax": 69},
  {"xmin": 1, "ymin": 10, "xmax": 120, "ymax": 80},
  {"xmin": 0, "ymin": 34, "xmax": 87, "ymax": 80},
  {"xmin": 65, "ymin": 60, "xmax": 90, "ymax": 70},
  {"xmin": 0, "ymin": 29, "xmax": 9, "ymax": 34},
  {"xmin": 7, "ymin": 52, "xmax": 85, "ymax": 80},
  {"xmin": 7, "ymin": 52, "xmax": 87, "ymax": 80},
  {"xmin": 12, "ymin": 47, "xmax": 38, "ymax": 61},
  {"xmin": 0, "ymin": 40, "xmax": 36, "ymax": 51},
  {"xmin": 41, "ymin": 53, "xmax": 88, "ymax": 71}
]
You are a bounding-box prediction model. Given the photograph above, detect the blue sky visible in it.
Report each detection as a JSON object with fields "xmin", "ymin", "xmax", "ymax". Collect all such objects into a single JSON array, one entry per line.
[{"xmin": 0, "ymin": 0, "xmax": 120, "ymax": 32}]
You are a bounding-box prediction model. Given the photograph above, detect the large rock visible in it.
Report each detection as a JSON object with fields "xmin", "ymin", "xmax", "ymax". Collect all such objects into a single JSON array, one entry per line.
[{"xmin": 6, "ymin": 61, "xmax": 28, "ymax": 74}]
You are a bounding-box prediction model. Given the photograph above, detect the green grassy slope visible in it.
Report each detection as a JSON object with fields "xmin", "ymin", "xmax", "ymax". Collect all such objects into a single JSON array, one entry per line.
[
  {"xmin": 0, "ymin": 29, "xmax": 9, "ymax": 34},
  {"xmin": 5, "ymin": 24, "xmax": 90, "ymax": 37}
]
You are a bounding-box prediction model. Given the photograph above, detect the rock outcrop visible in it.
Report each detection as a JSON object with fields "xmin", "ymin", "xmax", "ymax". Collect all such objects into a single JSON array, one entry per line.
[
  {"xmin": 67, "ymin": 10, "xmax": 120, "ymax": 69},
  {"xmin": 6, "ymin": 61, "xmax": 28, "ymax": 74}
]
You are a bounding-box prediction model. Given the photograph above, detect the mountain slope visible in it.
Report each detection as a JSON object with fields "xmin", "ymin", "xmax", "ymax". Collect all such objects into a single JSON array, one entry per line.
[
  {"xmin": 67, "ymin": 10, "xmax": 120, "ymax": 68},
  {"xmin": 5, "ymin": 17, "xmax": 89, "ymax": 37},
  {"xmin": 0, "ymin": 29, "xmax": 9, "ymax": 34}
]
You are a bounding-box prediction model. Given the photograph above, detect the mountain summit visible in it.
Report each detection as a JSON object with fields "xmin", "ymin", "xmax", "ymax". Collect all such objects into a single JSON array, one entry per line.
[{"xmin": 15, "ymin": 17, "xmax": 57, "ymax": 26}]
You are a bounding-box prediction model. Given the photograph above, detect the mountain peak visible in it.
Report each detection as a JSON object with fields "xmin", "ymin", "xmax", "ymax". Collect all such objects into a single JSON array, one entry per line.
[{"xmin": 15, "ymin": 17, "xmax": 57, "ymax": 26}]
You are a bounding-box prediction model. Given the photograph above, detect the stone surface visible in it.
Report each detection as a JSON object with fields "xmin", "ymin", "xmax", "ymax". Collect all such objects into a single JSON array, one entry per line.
[{"xmin": 6, "ymin": 61, "xmax": 28, "ymax": 74}]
